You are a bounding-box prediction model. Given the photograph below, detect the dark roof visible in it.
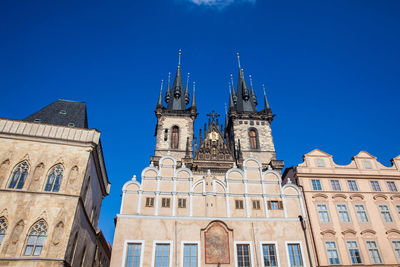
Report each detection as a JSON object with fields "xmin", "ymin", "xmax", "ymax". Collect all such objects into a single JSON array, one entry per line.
[{"xmin": 23, "ymin": 99, "xmax": 88, "ymax": 128}]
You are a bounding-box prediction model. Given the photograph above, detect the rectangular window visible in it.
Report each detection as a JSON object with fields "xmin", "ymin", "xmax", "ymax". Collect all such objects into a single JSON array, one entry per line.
[
  {"xmin": 330, "ymin": 180, "xmax": 341, "ymax": 191},
  {"xmin": 311, "ymin": 179, "xmax": 322, "ymax": 191},
  {"xmin": 183, "ymin": 244, "xmax": 197, "ymax": 267},
  {"xmin": 125, "ymin": 243, "xmax": 141, "ymax": 267},
  {"xmin": 262, "ymin": 244, "xmax": 277, "ymax": 267},
  {"xmin": 347, "ymin": 241, "xmax": 362, "ymax": 264},
  {"xmin": 337, "ymin": 204, "xmax": 350, "ymax": 222},
  {"xmin": 379, "ymin": 205, "xmax": 393, "ymax": 222},
  {"xmin": 370, "ymin": 181, "xmax": 381, "ymax": 192},
  {"xmin": 252, "ymin": 200, "xmax": 260, "ymax": 210},
  {"xmin": 392, "ymin": 241, "xmax": 400, "ymax": 262},
  {"xmin": 325, "ymin": 241, "xmax": 340, "ymax": 265},
  {"xmin": 317, "ymin": 204, "xmax": 330, "ymax": 222},
  {"xmin": 155, "ymin": 244, "xmax": 170, "ymax": 267},
  {"xmin": 355, "ymin": 205, "xmax": 368, "ymax": 222},
  {"xmin": 146, "ymin": 197, "xmax": 154, "ymax": 207},
  {"xmin": 178, "ymin": 198, "xmax": 186, "ymax": 208},
  {"xmin": 161, "ymin": 198, "xmax": 170, "ymax": 208},
  {"xmin": 235, "ymin": 200, "xmax": 244, "ymax": 209},
  {"xmin": 287, "ymin": 243, "xmax": 303, "ymax": 266},
  {"xmin": 236, "ymin": 244, "xmax": 251, "ymax": 267},
  {"xmin": 387, "ymin": 181, "xmax": 398, "ymax": 192},
  {"xmin": 347, "ymin": 180, "xmax": 359, "ymax": 191},
  {"xmin": 269, "ymin": 201, "xmax": 280, "ymax": 210},
  {"xmin": 366, "ymin": 241, "xmax": 382, "ymax": 264}
]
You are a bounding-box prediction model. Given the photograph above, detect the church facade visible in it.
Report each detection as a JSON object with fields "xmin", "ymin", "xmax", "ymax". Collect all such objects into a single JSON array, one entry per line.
[
  {"xmin": 0, "ymin": 100, "xmax": 111, "ymax": 266},
  {"xmin": 111, "ymin": 54, "xmax": 311, "ymax": 267}
]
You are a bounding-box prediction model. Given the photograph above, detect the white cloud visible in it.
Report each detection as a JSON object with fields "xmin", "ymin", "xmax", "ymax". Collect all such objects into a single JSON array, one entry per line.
[{"xmin": 186, "ymin": 0, "xmax": 255, "ymax": 8}]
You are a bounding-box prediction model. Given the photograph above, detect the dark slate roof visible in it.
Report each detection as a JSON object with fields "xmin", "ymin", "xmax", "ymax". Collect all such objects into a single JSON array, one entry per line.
[{"xmin": 23, "ymin": 99, "xmax": 88, "ymax": 128}]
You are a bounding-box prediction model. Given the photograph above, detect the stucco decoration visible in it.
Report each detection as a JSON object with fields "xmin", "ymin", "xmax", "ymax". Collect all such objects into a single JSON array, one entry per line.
[
  {"xmin": 0, "ymin": 159, "xmax": 10, "ymax": 187},
  {"xmin": 28, "ymin": 162, "xmax": 45, "ymax": 190},
  {"xmin": 203, "ymin": 221, "xmax": 230, "ymax": 264}
]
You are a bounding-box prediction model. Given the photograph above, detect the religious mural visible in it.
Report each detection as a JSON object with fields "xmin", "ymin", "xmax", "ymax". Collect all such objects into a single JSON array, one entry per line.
[{"xmin": 204, "ymin": 222, "xmax": 230, "ymax": 264}]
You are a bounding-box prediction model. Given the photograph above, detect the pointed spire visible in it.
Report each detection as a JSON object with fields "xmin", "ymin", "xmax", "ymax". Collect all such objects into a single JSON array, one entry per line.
[
  {"xmin": 157, "ymin": 79, "xmax": 164, "ymax": 107},
  {"xmin": 165, "ymin": 72, "xmax": 171, "ymax": 104},
  {"xmin": 178, "ymin": 49, "xmax": 182, "ymax": 66},
  {"xmin": 225, "ymin": 102, "xmax": 228, "ymax": 126},
  {"xmin": 184, "ymin": 73, "xmax": 190, "ymax": 105},
  {"xmin": 237, "ymin": 52, "xmax": 241, "ymax": 69},
  {"xmin": 263, "ymin": 84, "xmax": 270, "ymax": 110},
  {"xmin": 167, "ymin": 50, "xmax": 186, "ymax": 110},
  {"xmin": 230, "ymin": 74, "xmax": 237, "ymax": 105},
  {"xmin": 249, "ymin": 75, "xmax": 257, "ymax": 106},
  {"xmin": 241, "ymin": 68, "xmax": 250, "ymax": 101},
  {"xmin": 191, "ymin": 81, "xmax": 196, "ymax": 107},
  {"xmin": 234, "ymin": 54, "xmax": 256, "ymax": 112}
]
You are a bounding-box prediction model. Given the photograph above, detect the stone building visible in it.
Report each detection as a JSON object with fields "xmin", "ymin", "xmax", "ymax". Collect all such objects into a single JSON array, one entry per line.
[
  {"xmin": 111, "ymin": 54, "xmax": 311, "ymax": 267},
  {"xmin": 0, "ymin": 100, "xmax": 111, "ymax": 266},
  {"xmin": 282, "ymin": 149, "xmax": 400, "ymax": 266}
]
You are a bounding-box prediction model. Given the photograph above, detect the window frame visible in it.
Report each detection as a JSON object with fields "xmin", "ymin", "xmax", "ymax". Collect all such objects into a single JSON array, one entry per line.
[
  {"xmin": 122, "ymin": 240, "xmax": 144, "ymax": 267},
  {"xmin": 311, "ymin": 179, "xmax": 322, "ymax": 191},
  {"xmin": 347, "ymin": 180, "xmax": 359, "ymax": 191},
  {"xmin": 365, "ymin": 240, "xmax": 382, "ymax": 264},
  {"xmin": 248, "ymin": 128, "xmax": 259, "ymax": 150},
  {"xmin": 252, "ymin": 200, "xmax": 261, "ymax": 210},
  {"xmin": 8, "ymin": 161, "xmax": 29, "ymax": 190},
  {"xmin": 370, "ymin": 181, "xmax": 381, "ymax": 192},
  {"xmin": 23, "ymin": 219, "xmax": 47, "ymax": 257},
  {"xmin": 379, "ymin": 204, "xmax": 393, "ymax": 222},
  {"xmin": 259, "ymin": 241, "xmax": 280, "ymax": 267},
  {"xmin": 391, "ymin": 240, "xmax": 400, "ymax": 263},
  {"xmin": 285, "ymin": 241, "xmax": 306, "ymax": 267},
  {"xmin": 235, "ymin": 200, "xmax": 244, "ymax": 209},
  {"xmin": 387, "ymin": 181, "xmax": 398, "ymax": 192},
  {"xmin": 325, "ymin": 241, "xmax": 340, "ymax": 265},
  {"xmin": 145, "ymin": 197, "xmax": 155, "ymax": 207},
  {"xmin": 178, "ymin": 198, "xmax": 186, "ymax": 208},
  {"xmin": 234, "ymin": 241, "xmax": 254, "ymax": 267},
  {"xmin": 330, "ymin": 180, "xmax": 341, "ymax": 191},
  {"xmin": 171, "ymin": 126, "xmax": 179, "ymax": 149},
  {"xmin": 0, "ymin": 217, "xmax": 7, "ymax": 246},
  {"xmin": 346, "ymin": 241, "xmax": 362, "ymax": 264},
  {"xmin": 180, "ymin": 241, "xmax": 200, "ymax": 267},
  {"xmin": 337, "ymin": 204, "xmax": 351, "ymax": 222},
  {"xmin": 317, "ymin": 204, "xmax": 330, "ymax": 223},
  {"xmin": 44, "ymin": 164, "xmax": 64, "ymax": 192},
  {"xmin": 161, "ymin": 198, "xmax": 171, "ymax": 208},
  {"xmin": 354, "ymin": 204, "xmax": 368, "ymax": 223},
  {"xmin": 151, "ymin": 240, "xmax": 173, "ymax": 267}
]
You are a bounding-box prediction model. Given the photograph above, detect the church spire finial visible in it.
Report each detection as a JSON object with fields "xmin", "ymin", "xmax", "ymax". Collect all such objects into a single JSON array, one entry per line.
[
  {"xmin": 249, "ymin": 75, "xmax": 257, "ymax": 106},
  {"xmin": 230, "ymin": 74, "xmax": 237, "ymax": 105},
  {"xmin": 178, "ymin": 49, "xmax": 182, "ymax": 67},
  {"xmin": 185, "ymin": 73, "xmax": 190, "ymax": 105},
  {"xmin": 165, "ymin": 72, "xmax": 171, "ymax": 103},
  {"xmin": 237, "ymin": 52, "xmax": 241, "ymax": 69},
  {"xmin": 157, "ymin": 79, "xmax": 164, "ymax": 107},
  {"xmin": 262, "ymin": 84, "xmax": 270, "ymax": 110},
  {"xmin": 191, "ymin": 81, "xmax": 196, "ymax": 107}
]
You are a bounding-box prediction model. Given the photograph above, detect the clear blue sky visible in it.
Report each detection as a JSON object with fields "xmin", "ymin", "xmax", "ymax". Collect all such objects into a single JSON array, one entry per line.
[{"xmin": 1, "ymin": 0, "xmax": 400, "ymax": 245}]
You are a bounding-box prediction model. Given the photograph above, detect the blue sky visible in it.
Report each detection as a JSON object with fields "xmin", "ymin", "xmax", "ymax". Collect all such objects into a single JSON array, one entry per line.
[{"xmin": 1, "ymin": 0, "xmax": 400, "ymax": 244}]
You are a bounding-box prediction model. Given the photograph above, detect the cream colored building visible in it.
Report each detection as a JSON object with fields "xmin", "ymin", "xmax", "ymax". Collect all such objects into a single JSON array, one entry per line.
[
  {"xmin": 111, "ymin": 56, "xmax": 311, "ymax": 267},
  {"xmin": 283, "ymin": 149, "xmax": 400, "ymax": 266},
  {"xmin": 0, "ymin": 100, "xmax": 111, "ymax": 266}
]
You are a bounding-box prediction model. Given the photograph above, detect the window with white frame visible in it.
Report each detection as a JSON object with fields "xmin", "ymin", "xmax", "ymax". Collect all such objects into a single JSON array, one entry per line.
[
  {"xmin": 346, "ymin": 241, "xmax": 362, "ymax": 264},
  {"xmin": 330, "ymin": 180, "xmax": 341, "ymax": 191},
  {"xmin": 355, "ymin": 205, "xmax": 368, "ymax": 222},
  {"xmin": 387, "ymin": 181, "xmax": 398, "ymax": 192},
  {"xmin": 347, "ymin": 180, "xmax": 358, "ymax": 191},
  {"xmin": 262, "ymin": 243, "xmax": 277, "ymax": 267},
  {"xmin": 311, "ymin": 179, "xmax": 322, "ymax": 191},
  {"xmin": 236, "ymin": 244, "xmax": 251, "ymax": 267},
  {"xmin": 366, "ymin": 241, "xmax": 382, "ymax": 264},
  {"xmin": 287, "ymin": 243, "xmax": 303, "ymax": 266},
  {"xmin": 155, "ymin": 243, "xmax": 170, "ymax": 267},
  {"xmin": 392, "ymin": 241, "xmax": 400, "ymax": 262},
  {"xmin": 317, "ymin": 204, "xmax": 330, "ymax": 222},
  {"xmin": 337, "ymin": 204, "xmax": 350, "ymax": 222},
  {"xmin": 183, "ymin": 243, "xmax": 198, "ymax": 267},
  {"xmin": 325, "ymin": 241, "xmax": 340, "ymax": 265},
  {"xmin": 370, "ymin": 181, "xmax": 381, "ymax": 192},
  {"xmin": 379, "ymin": 205, "xmax": 393, "ymax": 222},
  {"xmin": 125, "ymin": 243, "xmax": 141, "ymax": 267}
]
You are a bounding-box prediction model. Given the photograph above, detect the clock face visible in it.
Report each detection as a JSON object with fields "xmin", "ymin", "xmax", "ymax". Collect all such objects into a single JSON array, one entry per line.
[{"xmin": 208, "ymin": 131, "xmax": 219, "ymax": 141}]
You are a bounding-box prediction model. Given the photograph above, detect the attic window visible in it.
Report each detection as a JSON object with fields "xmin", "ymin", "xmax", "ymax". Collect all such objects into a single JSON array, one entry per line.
[
  {"xmin": 34, "ymin": 119, "xmax": 42, "ymax": 123},
  {"xmin": 59, "ymin": 110, "xmax": 67, "ymax": 115},
  {"xmin": 363, "ymin": 160, "xmax": 372, "ymax": 169},
  {"xmin": 68, "ymin": 123, "xmax": 75, "ymax": 127},
  {"xmin": 316, "ymin": 158, "xmax": 325, "ymax": 167}
]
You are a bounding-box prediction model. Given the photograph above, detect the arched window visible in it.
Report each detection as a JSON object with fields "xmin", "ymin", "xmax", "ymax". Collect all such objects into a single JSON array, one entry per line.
[
  {"xmin": 24, "ymin": 219, "xmax": 47, "ymax": 256},
  {"xmin": 249, "ymin": 129, "xmax": 258, "ymax": 149},
  {"xmin": 171, "ymin": 126, "xmax": 179, "ymax": 149},
  {"xmin": 0, "ymin": 217, "xmax": 7, "ymax": 246},
  {"xmin": 44, "ymin": 165, "xmax": 63, "ymax": 192},
  {"xmin": 8, "ymin": 161, "xmax": 29, "ymax": 189}
]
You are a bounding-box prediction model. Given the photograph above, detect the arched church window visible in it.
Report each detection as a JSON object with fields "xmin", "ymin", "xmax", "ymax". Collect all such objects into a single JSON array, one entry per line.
[
  {"xmin": 23, "ymin": 219, "xmax": 47, "ymax": 256},
  {"xmin": 0, "ymin": 217, "xmax": 7, "ymax": 246},
  {"xmin": 249, "ymin": 129, "xmax": 258, "ymax": 149},
  {"xmin": 171, "ymin": 126, "xmax": 179, "ymax": 149},
  {"xmin": 44, "ymin": 165, "xmax": 63, "ymax": 192},
  {"xmin": 8, "ymin": 161, "xmax": 29, "ymax": 189}
]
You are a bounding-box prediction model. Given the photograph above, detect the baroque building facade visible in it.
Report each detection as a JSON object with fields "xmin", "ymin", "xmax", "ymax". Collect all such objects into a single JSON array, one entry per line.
[
  {"xmin": 111, "ymin": 54, "xmax": 311, "ymax": 267},
  {"xmin": 283, "ymin": 149, "xmax": 400, "ymax": 266},
  {"xmin": 0, "ymin": 100, "xmax": 111, "ymax": 266}
]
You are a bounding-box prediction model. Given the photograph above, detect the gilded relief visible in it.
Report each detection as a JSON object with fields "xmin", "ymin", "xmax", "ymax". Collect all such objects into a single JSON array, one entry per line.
[{"xmin": 204, "ymin": 222, "xmax": 230, "ymax": 264}]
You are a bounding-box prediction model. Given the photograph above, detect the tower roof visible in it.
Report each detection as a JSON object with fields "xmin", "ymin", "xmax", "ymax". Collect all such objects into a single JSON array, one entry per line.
[
  {"xmin": 233, "ymin": 54, "xmax": 257, "ymax": 113},
  {"xmin": 166, "ymin": 50, "xmax": 187, "ymax": 111},
  {"xmin": 23, "ymin": 99, "xmax": 88, "ymax": 128}
]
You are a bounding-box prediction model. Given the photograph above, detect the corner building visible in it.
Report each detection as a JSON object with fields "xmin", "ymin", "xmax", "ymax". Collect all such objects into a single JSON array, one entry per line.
[
  {"xmin": 0, "ymin": 100, "xmax": 111, "ymax": 266},
  {"xmin": 111, "ymin": 55, "xmax": 312, "ymax": 267},
  {"xmin": 283, "ymin": 149, "xmax": 400, "ymax": 266}
]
